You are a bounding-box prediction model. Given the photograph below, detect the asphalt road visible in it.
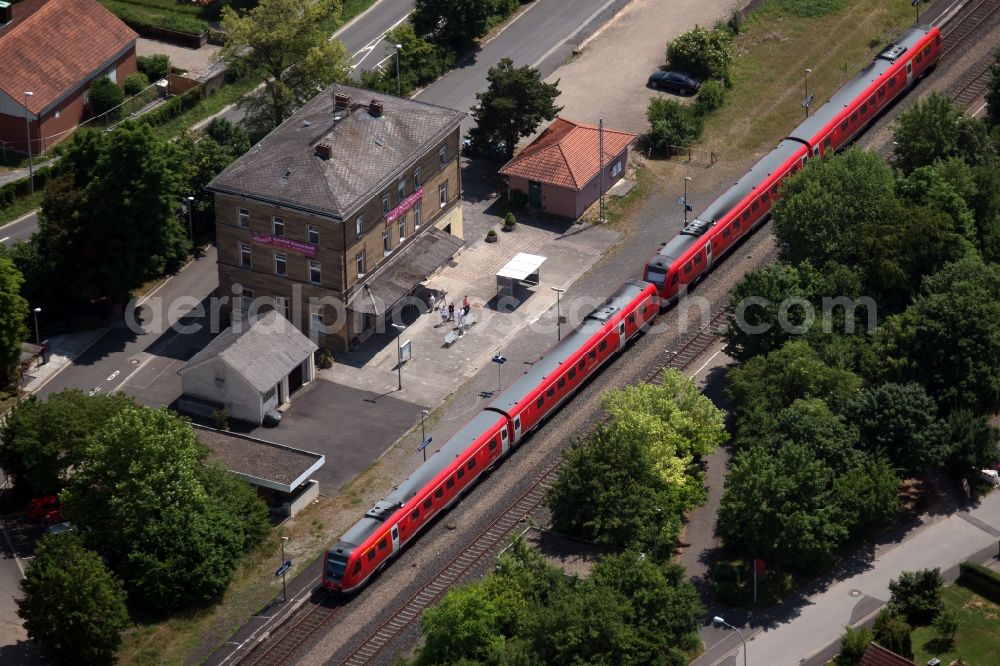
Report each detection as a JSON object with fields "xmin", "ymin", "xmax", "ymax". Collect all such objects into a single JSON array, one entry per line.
[{"xmin": 0, "ymin": 211, "xmax": 35, "ymax": 247}]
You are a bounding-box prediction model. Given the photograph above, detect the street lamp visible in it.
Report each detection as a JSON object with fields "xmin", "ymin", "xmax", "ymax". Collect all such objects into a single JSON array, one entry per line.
[
  {"xmin": 683, "ymin": 176, "xmax": 692, "ymax": 226},
  {"xmin": 184, "ymin": 196, "xmax": 195, "ymax": 241},
  {"xmin": 32, "ymin": 307, "xmax": 41, "ymax": 345},
  {"xmin": 394, "ymin": 43, "xmax": 403, "ymax": 95},
  {"xmin": 550, "ymin": 287, "xmax": 565, "ymax": 341},
  {"xmin": 803, "ymin": 68, "xmax": 812, "ymax": 119},
  {"xmin": 391, "ymin": 323, "xmax": 405, "ymax": 390},
  {"xmin": 23, "ymin": 91, "xmax": 34, "ymax": 195},
  {"xmin": 713, "ymin": 616, "xmax": 747, "ymax": 666},
  {"xmin": 280, "ymin": 536, "xmax": 289, "ymax": 602},
  {"xmin": 420, "ymin": 409, "xmax": 429, "ymax": 461}
]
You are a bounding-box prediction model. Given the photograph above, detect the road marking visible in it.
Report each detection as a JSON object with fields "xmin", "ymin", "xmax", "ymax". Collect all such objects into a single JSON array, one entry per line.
[
  {"xmin": 0, "ymin": 208, "xmax": 38, "ymax": 230},
  {"xmin": 350, "ymin": 13, "xmax": 410, "ymax": 70},
  {"xmin": 106, "ymin": 370, "xmax": 120, "ymax": 381},
  {"xmin": 0, "ymin": 237, "xmax": 9, "ymax": 243},
  {"xmin": 87, "ymin": 386, "xmax": 102, "ymax": 396},
  {"xmin": 690, "ymin": 348, "xmax": 724, "ymax": 379},
  {"xmin": 530, "ymin": 0, "xmax": 620, "ymax": 71}
]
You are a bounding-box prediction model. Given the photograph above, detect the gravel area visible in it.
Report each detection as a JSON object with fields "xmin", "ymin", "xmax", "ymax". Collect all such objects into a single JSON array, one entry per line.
[{"xmin": 195, "ymin": 426, "xmax": 322, "ymax": 488}]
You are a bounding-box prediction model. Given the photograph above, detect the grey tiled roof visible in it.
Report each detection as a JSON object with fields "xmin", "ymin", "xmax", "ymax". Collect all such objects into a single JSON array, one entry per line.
[
  {"xmin": 180, "ymin": 310, "xmax": 318, "ymax": 393},
  {"xmin": 207, "ymin": 84, "xmax": 466, "ymax": 219}
]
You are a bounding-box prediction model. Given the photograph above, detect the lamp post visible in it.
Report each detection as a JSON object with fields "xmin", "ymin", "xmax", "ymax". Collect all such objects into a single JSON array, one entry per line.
[
  {"xmin": 803, "ymin": 68, "xmax": 812, "ymax": 118},
  {"xmin": 394, "ymin": 43, "xmax": 402, "ymax": 95},
  {"xmin": 23, "ymin": 91, "xmax": 34, "ymax": 195},
  {"xmin": 683, "ymin": 176, "xmax": 692, "ymax": 226},
  {"xmin": 913, "ymin": 0, "xmax": 921, "ymax": 23},
  {"xmin": 32, "ymin": 307, "xmax": 41, "ymax": 345},
  {"xmin": 550, "ymin": 287, "xmax": 565, "ymax": 341},
  {"xmin": 184, "ymin": 196, "xmax": 195, "ymax": 241},
  {"xmin": 391, "ymin": 323, "xmax": 405, "ymax": 390},
  {"xmin": 420, "ymin": 409, "xmax": 429, "ymax": 461},
  {"xmin": 713, "ymin": 616, "xmax": 747, "ymax": 666},
  {"xmin": 280, "ymin": 536, "xmax": 289, "ymax": 602}
]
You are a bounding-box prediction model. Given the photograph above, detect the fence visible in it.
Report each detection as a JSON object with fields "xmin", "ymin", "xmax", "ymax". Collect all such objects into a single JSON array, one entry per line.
[{"xmin": 660, "ymin": 144, "xmax": 719, "ymax": 168}]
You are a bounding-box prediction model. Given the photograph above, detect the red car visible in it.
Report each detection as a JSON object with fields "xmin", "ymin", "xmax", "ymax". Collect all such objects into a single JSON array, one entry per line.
[{"xmin": 27, "ymin": 495, "xmax": 61, "ymax": 521}]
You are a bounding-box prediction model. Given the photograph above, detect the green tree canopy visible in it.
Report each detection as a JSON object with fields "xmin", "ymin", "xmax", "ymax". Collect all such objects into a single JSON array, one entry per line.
[
  {"xmin": 17, "ymin": 533, "xmax": 129, "ymax": 664},
  {"xmin": 0, "ymin": 255, "xmax": 28, "ymax": 383},
  {"xmin": 646, "ymin": 97, "xmax": 703, "ymax": 150},
  {"xmin": 873, "ymin": 609, "xmax": 913, "ymax": 659},
  {"xmin": 88, "ymin": 76, "xmax": 124, "ymax": 119},
  {"xmin": 772, "ymin": 148, "xmax": 896, "ymax": 267},
  {"xmin": 412, "ymin": 0, "xmax": 496, "ymax": 49},
  {"xmin": 62, "ymin": 407, "xmax": 248, "ymax": 612},
  {"xmin": 896, "ymin": 165, "xmax": 977, "ymax": 242},
  {"xmin": 666, "ymin": 25, "xmax": 734, "ymax": 83},
  {"xmin": 0, "ymin": 390, "xmax": 134, "ymax": 497},
  {"xmin": 467, "ymin": 57, "xmax": 561, "ymax": 161},
  {"xmin": 988, "ymin": 48, "xmax": 1000, "ymax": 122},
  {"xmin": 220, "ymin": 0, "xmax": 350, "ymax": 136},
  {"xmin": 359, "ymin": 24, "xmax": 456, "ymax": 95},
  {"xmin": 942, "ymin": 409, "xmax": 999, "ymax": 475},
  {"xmin": 888, "ymin": 568, "xmax": 944, "ymax": 624},
  {"xmin": 892, "ymin": 92, "xmax": 964, "ymax": 173}
]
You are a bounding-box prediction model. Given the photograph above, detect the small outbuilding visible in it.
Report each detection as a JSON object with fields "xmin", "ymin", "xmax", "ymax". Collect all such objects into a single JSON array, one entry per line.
[
  {"xmin": 178, "ymin": 310, "xmax": 317, "ymax": 426},
  {"xmin": 499, "ymin": 117, "xmax": 637, "ymax": 220}
]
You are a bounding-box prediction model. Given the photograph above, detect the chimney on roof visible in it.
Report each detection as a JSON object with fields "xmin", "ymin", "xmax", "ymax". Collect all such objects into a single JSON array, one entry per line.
[
  {"xmin": 368, "ymin": 99, "xmax": 384, "ymax": 118},
  {"xmin": 333, "ymin": 92, "xmax": 350, "ymax": 113},
  {"xmin": 315, "ymin": 143, "xmax": 332, "ymax": 160}
]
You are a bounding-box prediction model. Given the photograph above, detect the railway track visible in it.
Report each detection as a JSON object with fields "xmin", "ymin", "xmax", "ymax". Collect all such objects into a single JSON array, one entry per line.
[{"xmin": 939, "ymin": 0, "xmax": 1000, "ymax": 61}]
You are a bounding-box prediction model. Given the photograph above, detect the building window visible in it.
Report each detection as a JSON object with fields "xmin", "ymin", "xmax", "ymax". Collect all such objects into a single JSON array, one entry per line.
[
  {"xmin": 215, "ymin": 365, "xmax": 225, "ymax": 383},
  {"xmin": 414, "ymin": 167, "xmax": 422, "ymax": 188},
  {"xmin": 438, "ymin": 144, "xmax": 446, "ymax": 168},
  {"xmin": 308, "ymin": 224, "xmax": 319, "ymax": 245},
  {"xmin": 611, "ymin": 160, "xmax": 622, "ymax": 177},
  {"xmin": 274, "ymin": 296, "xmax": 290, "ymax": 320},
  {"xmin": 398, "ymin": 179, "xmax": 406, "ymax": 203},
  {"xmin": 439, "ymin": 182, "xmax": 448, "ymax": 208},
  {"xmin": 238, "ymin": 208, "xmax": 250, "ymax": 228},
  {"xmin": 308, "ymin": 260, "xmax": 322, "ymax": 285},
  {"xmin": 274, "ymin": 251, "xmax": 287, "ymax": 276},
  {"xmin": 309, "ymin": 309, "xmax": 324, "ymax": 337},
  {"xmin": 382, "ymin": 194, "xmax": 390, "ymax": 215},
  {"xmin": 414, "ymin": 205, "xmax": 421, "ymax": 229},
  {"xmin": 240, "ymin": 242, "xmax": 252, "ymax": 269},
  {"xmin": 398, "ymin": 215, "xmax": 406, "ymax": 242},
  {"xmin": 272, "ymin": 217, "xmax": 285, "ymax": 236},
  {"xmin": 356, "ymin": 216, "xmax": 364, "ymax": 238},
  {"xmin": 240, "ymin": 288, "xmax": 254, "ymax": 315},
  {"xmin": 383, "ymin": 229, "xmax": 392, "ymax": 256},
  {"xmin": 356, "ymin": 251, "xmax": 365, "ymax": 278}
]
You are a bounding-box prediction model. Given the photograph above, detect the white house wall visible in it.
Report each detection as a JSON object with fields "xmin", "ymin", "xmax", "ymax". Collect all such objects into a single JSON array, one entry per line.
[{"xmin": 180, "ymin": 360, "xmax": 264, "ymax": 425}]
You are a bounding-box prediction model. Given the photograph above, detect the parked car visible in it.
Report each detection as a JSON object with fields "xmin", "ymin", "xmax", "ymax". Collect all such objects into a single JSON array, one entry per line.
[
  {"xmin": 648, "ymin": 70, "xmax": 701, "ymax": 95},
  {"xmin": 40, "ymin": 509, "xmax": 63, "ymax": 529},
  {"xmin": 46, "ymin": 522, "xmax": 75, "ymax": 536},
  {"xmin": 26, "ymin": 495, "xmax": 61, "ymax": 521}
]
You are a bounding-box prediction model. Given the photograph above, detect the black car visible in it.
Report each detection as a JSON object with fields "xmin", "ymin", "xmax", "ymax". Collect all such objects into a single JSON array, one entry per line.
[{"xmin": 648, "ymin": 70, "xmax": 700, "ymax": 95}]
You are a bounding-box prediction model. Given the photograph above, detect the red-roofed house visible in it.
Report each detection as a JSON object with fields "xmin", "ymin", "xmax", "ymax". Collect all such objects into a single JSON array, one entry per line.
[
  {"xmin": 0, "ymin": 0, "xmax": 138, "ymax": 155},
  {"xmin": 499, "ymin": 117, "xmax": 637, "ymax": 220},
  {"xmin": 858, "ymin": 642, "xmax": 916, "ymax": 666}
]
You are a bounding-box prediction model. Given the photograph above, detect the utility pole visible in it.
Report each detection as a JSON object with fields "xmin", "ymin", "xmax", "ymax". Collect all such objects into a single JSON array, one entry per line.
[{"xmin": 598, "ymin": 118, "xmax": 606, "ymax": 223}]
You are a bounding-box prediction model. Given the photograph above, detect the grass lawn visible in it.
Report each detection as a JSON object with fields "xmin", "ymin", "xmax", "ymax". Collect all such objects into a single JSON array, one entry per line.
[
  {"xmin": 911, "ymin": 582, "xmax": 1000, "ymax": 665},
  {"xmin": 0, "ymin": 192, "xmax": 43, "ymax": 226}
]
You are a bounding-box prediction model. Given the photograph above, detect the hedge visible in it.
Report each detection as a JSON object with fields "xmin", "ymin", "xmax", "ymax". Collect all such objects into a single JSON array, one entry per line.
[
  {"xmin": 0, "ymin": 166, "xmax": 52, "ymax": 209},
  {"xmin": 138, "ymin": 87, "xmax": 205, "ymax": 127},
  {"xmin": 98, "ymin": 0, "xmax": 209, "ymax": 36},
  {"xmin": 959, "ymin": 560, "xmax": 1000, "ymax": 604}
]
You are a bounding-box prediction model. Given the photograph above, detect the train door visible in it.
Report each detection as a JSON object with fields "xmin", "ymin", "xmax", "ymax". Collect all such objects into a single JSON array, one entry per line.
[
  {"xmin": 500, "ymin": 427, "xmax": 510, "ymax": 454},
  {"xmin": 705, "ymin": 241, "xmax": 713, "ymax": 269},
  {"xmin": 905, "ymin": 60, "xmax": 913, "ymax": 87},
  {"xmin": 512, "ymin": 417, "xmax": 522, "ymax": 444},
  {"xmin": 618, "ymin": 322, "xmax": 626, "ymax": 350},
  {"xmin": 391, "ymin": 525, "xmax": 399, "ymax": 552}
]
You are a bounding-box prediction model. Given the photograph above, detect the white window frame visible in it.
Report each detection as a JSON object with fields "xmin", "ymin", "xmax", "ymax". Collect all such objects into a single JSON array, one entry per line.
[
  {"xmin": 308, "ymin": 224, "xmax": 319, "ymax": 245},
  {"xmin": 239, "ymin": 242, "xmax": 252, "ymax": 270},
  {"xmin": 414, "ymin": 167, "xmax": 422, "ymax": 188},
  {"xmin": 356, "ymin": 251, "xmax": 366, "ymax": 278},
  {"xmin": 274, "ymin": 296, "xmax": 290, "ymax": 320},
  {"xmin": 274, "ymin": 251, "xmax": 287, "ymax": 277},
  {"xmin": 238, "ymin": 208, "xmax": 250, "ymax": 228},
  {"xmin": 438, "ymin": 144, "xmax": 446, "ymax": 169},
  {"xmin": 383, "ymin": 229, "xmax": 392, "ymax": 256},
  {"xmin": 272, "ymin": 216, "xmax": 285, "ymax": 237},
  {"xmin": 356, "ymin": 215, "xmax": 364, "ymax": 238},
  {"xmin": 309, "ymin": 309, "xmax": 324, "ymax": 337},
  {"xmin": 308, "ymin": 260, "xmax": 322, "ymax": 285},
  {"xmin": 240, "ymin": 288, "xmax": 254, "ymax": 315},
  {"xmin": 611, "ymin": 160, "xmax": 622, "ymax": 178},
  {"xmin": 382, "ymin": 194, "xmax": 390, "ymax": 215},
  {"xmin": 398, "ymin": 179, "xmax": 406, "ymax": 203},
  {"xmin": 439, "ymin": 182, "xmax": 448, "ymax": 208},
  {"xmin": 398, "ymin": 215, "xmax": 406, "ymax": 242}
]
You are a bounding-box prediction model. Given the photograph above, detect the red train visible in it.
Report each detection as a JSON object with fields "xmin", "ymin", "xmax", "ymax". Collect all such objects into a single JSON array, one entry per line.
[
  {"xmin": 324, "ymin": 23, "xmax": 942, "ymax": 594},
  {"xmin": 324, "ymin": 279, "xmax": 658, "ymax": 592},
  {"xmin": 643, "ymin": 25, "xmax": 941, "ymax": 301}
]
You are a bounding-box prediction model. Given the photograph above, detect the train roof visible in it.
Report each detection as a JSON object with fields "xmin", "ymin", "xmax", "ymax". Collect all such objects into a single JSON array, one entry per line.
[
  {"xmin": 486, "ymin": 280, "xmax": 650, "ymax": 414},
  {"xmin": 788, "ymin": 26, "xmax": 933, "ymax": 143}
]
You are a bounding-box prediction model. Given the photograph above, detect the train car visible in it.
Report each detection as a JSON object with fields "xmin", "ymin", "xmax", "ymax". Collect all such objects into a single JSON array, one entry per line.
[
  {"xmin": 643, "ymin": 24, "xmax": 941, "ymax": 303},
  {"xmin": 323, "ymin": 280, "xmax": 657, "ymax": 593}
]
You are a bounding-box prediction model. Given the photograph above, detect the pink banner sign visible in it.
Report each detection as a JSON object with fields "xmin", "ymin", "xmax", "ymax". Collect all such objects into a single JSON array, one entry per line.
[
  {"xmin": 251, "ymin": 233, "xmax": 317, "ymax": 257},
  {"xmin": 385, "ymin": 187, "xmax": 423, "ymax": 225}
]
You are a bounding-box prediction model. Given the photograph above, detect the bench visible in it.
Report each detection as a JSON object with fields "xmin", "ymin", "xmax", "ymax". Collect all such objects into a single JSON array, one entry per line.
[{"xmin": 443, "ymin": 312, "xmax": 479, "ymax": 346}]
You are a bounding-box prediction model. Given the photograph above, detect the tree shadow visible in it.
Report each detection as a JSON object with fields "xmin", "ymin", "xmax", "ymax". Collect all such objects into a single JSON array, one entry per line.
[{"xmin": 921, "ymin": 636, "xmax": 953, "ymax": 654}]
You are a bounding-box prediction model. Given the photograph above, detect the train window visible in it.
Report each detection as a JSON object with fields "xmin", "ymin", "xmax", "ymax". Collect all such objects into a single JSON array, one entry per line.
[
  {"xmin": 368, "ymin": 549, "xmax": 376, "ymax": 561},
  {"xmin": 569, "ymin": 368, "xmax": 576, "ymax": 380},
  {"xmin": 628, "ymin": 313, "xmax": 635, "ymax": 323},
  {"xmin": 435, "ymin": 487, "xmax": 443, "ymax": 499},
  {"xmin": 378, "ymin": 538, "xmax": 387, "ymax": 550},
  {"xmin": 923, "ymin": 46, "xmax": 930, "ymax": 57},
  {"xmin": 558, "ymin": 377, "xmax": 565, "ymax": 390},
  {"xmin": 742, "ymin": 209, "xmax": 750, "ymax": 220},
  {"xmin": 599, "ymin": 340, "xmax": 607, "ymax": 351},
  {"xmin": 671, "ymin": 273, "xmax": 679, "ymax": 285},
  {"xmin": 916, "ymin": 53, "xmax": 921, "ymax": 64},
  {"xmin": 446, "ymin": 477, "xmax": 454, "ymax": 489},
  {"xmin": 424, "ymin": 497, "xmax": 433, "ymax": 509},
  {"xmin": 860, "ymin": 102, "xmax": 866, "ymax": 115},
  {"xmin": 683, "ymin": 262, "xmax": 692, "ymax": 274},
  {"xmin": 850, "ymin": 112, "xmax": 858, "ymax": 122},
  {"xmin": 547, "ymin": 387, "xmax": 555, "ymax": 397},
  {"xmin": 694, "ymin": 254, "xmax": 702, "ymax": 264},
  {"xmin": 578, "ymin": 359, "xmax": 585, "ymax": 370},
  {"xmin": 723, "ymin": 227, "xmax": 730, "ymax": 238},
  {"xmin": 411, "ymin": 509, "xmax": 419, "ymax": 520},
  {"xmin": 935, "ymin": 35, "xmax": 940, "ymax": 45},
  {"xmin": 841, "ymin": 120, "xmax": 848, "ymax": 132},
  {"xmin": 536, "ymin": 396, "xmax": 543, "ymax": 408},
  {"xmin": 771, "ymin": 184, "xmax": 779, "ymax": 196},
  {"xmin": 488, "ymin": 438, "xmax": 497, "ymax": 451},
  {"xmin": 467, "ymin": 459, "xmax": 476, "ymax": 470},
  {"xmin": 790, "ymin": 164, "xmax": 798, "ymax": 175},
  {"xmin": 457, "ymin": 468, "xmax": 464, "ymax": 479},
  {"xmin": 354, "ymin": 561, "xmax": 362, "ymax": 574},
  {"xmin": 588, "ymin": 349, "xmax": 596, "ymax": 360},
  {"xmin": 888, "ymin": 77, "xmax": 896, "ymax": 88},
  {"xmin": 734, "ymin": 220, "xmax": 741, "ymax": 230},
  {"xmin": 878, "ymin": 87, "xmax": 885, "ymax": 98},
  {"xmin": 762, "ymin": 192, "xmax": 769, "ymax": 203},
  {"xmin": 751, "ymin": 200, "xmax": 759, "ymax": 212}
]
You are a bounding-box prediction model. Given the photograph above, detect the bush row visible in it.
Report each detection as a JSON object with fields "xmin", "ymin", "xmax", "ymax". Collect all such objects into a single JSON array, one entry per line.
[
  {"xmin": 138, "ymin": 87, "xmax": 205, "ymax": 127},
  {"xmin": 0, "ymin": 166, "xmax": 51, "ymax": 208},
  {"xmin": 960, "ymin": 560, "xmax": 1000, "ymax": 604},
  {"xmin": 98, "ymin": 0, "xmax": 209, "ymax": 36}
]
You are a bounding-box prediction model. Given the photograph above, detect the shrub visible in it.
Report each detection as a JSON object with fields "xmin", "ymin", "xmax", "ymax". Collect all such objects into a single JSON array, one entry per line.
[
  {"xmin": 503, "ymin": 212, "xmax": 517, "ymax": 229},
  {"xmin": 933, "ymin": 606, "xmax": 959, "ymax": 641},
  {"xmin": 486, "ymin": 228, "xmax": 498, "ymax": 241},
  {"xmin": 666, "ymin": 26, "xmax": 734, "ymax": 85},
  {"xmin": 89, "ymin": 77, "xmax": 124, "ymax": 119},
  {"xmin": 838, "ymin": 625, "xmax": 873, "ymax": 666},
  {"xmin": 212, "ymin": 408, "xmax": 229, "ymax": 430},
  {"xmin": 138, "ymin": 86, "xmax": 204, "ymax": 127},
  {"xmin": 123, "ymin": 72, "xmax": 150, "ymax": 97},
  {"xmin": 646, "ymin": 97, "xmax": 703, "ymax": 151},
  {"xmin": 694, "ymin": 79, "xmax": 726, "ymax": 116},
  {"xmin": 316, "ymin": 348, "xmax": 334, "ymax": 369},
  {"xmin": 137, "ymin": 53, "xmax": 171, "ymax": 81},
  {"xmin": 872, "ymin": 609, "xmax": 913, "ymax": 659},
  {"xmin": 888, "ymin": 568, "xmax": 944, "ymax": 624}
]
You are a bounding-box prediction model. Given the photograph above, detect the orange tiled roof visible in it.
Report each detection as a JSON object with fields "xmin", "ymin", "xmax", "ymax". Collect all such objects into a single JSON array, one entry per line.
[
  {"xmin": 0, "ymin": 0, "xmax": 137, "ymax": 115},
  {"xmin": 499, "ymin": 117, "xmax": 637, "ymax": 191},
  {"xmin": 859, "ymin": 643, "xmax": 916, "ymax": 666}
]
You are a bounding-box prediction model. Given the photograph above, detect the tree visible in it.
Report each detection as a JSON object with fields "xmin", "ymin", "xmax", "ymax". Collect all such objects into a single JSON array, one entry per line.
[
  {"xmin": 0, "ymin": 255, "xmax": 28, "ymax": 383},
  {"xmin": 772, "ymin": 149, "xmax": 896, "ymax": 267},
  {"xmin": 221, "ymin": 0, "xmax": 350, "ymax": 136},
  {"xmin": 872, "ymin": 608, "xmax": 913, "ymax": 659},
  {"xmin": 417, "ymin": 581, "xmax": 506, "ymax": 664},
  {"xmin": 36, "ymin": 125, "xmax": 189, "ymax": 310},
  {"xmin": 17, "ymin": 533, "xmax": 129, "ymax": 664},
  {"xmin": 62, "ymin": 407, "xmax": 246, "ymax": 612},
  {"xmin": 137, "ymin": 53, "xmax": 170, "ymax": 82},
  {"xmin": 122, "ymin": 72, "xmax": 150, "ymax": 97},
  {"xmin": 666, "ymin": 25, "xmax": 734, "ymax": 84},
  {"xmin": 892, "ymin": 92, "xmax": 964, "ymax": 173},
  {"xmin": 933, "ymin": 606, "xmax": 959, "ymax": 642},
  {"xmin": 0, "ymin": 390, "xmax": 134, "ymax": 497},
  {"xmin": 198, "ymin": 463, "xmax": 270, "ymax": 551},
  {"xmin": 203, "ymin": 117, "xmax": 252, "ymax": 156},
  {"xmin": 896, "ymin": 165, "xmax": 977, "ymax": 242},
  {"xmin": 838, "ymin": 625, "xmax": 874, "ymax": 666},
  {"xmin": 943, "ymin": 409, "xmax": 999, "ymax": 475},
  {"xmin": 646, "ymin": 97, "xmax": 703, "ymax": 150},
  {"xmin": 985, "ymin": 48, "xmax": 1000, "ymax": 122},
  {"xmin": 88, "ymin": 76, "xmax": 123, "ymax": 119},
  {"xmin": 888, "ymin": 568, "xmax": 944, "ymax": 624},
  {"xmin": 846, "ymin": 383, "xmax": 948, "ymax": 473},
  {"xmin": 968, "ymin": 162, "xmax": 1000, "ymax": 262},
  {"xmin": 467, "ymin": 58, "xmax": 561, "ymax": 161},
  {"xmin": 412, "ymin": 0, "xmax": 495, "ymax": 49}
]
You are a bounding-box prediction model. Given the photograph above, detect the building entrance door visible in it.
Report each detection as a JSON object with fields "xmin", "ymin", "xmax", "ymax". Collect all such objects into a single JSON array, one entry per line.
[{"xmin": 528, "ymin": 181, "xmax": 542, "ymax": 208}]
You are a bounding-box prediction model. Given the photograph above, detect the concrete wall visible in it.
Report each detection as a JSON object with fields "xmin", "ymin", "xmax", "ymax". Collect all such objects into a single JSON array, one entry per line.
[{"xmin": 180, "ymin": 359, "xmax": 264, "ymax": 425}]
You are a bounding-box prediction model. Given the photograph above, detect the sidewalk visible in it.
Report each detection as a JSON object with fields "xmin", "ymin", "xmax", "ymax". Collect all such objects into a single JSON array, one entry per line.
[{"xmin": 11, "ymin": 328, "xmax": 107, "ymax": 402}]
